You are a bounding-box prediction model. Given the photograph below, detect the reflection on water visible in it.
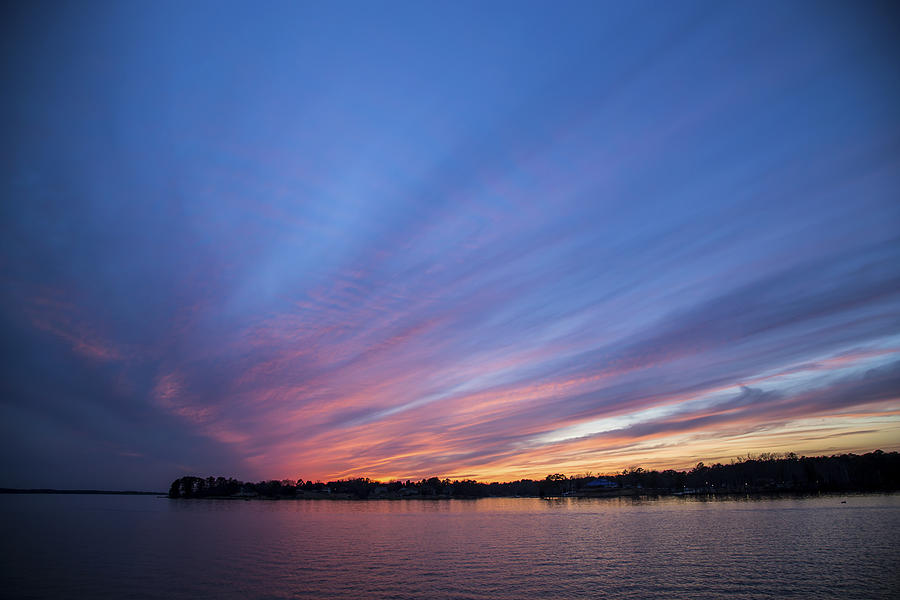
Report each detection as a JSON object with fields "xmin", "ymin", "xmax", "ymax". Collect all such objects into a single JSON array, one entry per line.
[{"xmin": 1, "ymin": 494, "xmax": 898, "ymax": 599}]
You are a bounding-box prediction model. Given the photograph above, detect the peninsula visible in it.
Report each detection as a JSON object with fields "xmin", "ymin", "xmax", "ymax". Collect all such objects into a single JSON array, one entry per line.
[{"xmin": 168, "ymin": 450, "xmax": 900, "ymax": 500}]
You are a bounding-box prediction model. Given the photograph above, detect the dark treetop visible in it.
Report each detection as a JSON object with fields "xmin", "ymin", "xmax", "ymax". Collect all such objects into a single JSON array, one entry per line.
[{"xmin": 168, "ymin": 450, "xmax": 900, "ymax": 500}]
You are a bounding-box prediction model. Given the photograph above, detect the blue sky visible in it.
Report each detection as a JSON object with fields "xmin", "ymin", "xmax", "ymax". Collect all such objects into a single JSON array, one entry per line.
[{"xmin": 1, "ymin": 1, "xmax": 898, "ymax": 490}]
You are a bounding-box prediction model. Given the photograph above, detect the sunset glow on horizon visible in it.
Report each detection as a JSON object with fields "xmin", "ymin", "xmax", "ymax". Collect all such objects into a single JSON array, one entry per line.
[{"xmin": 2, "ymin": 1, "xmax": 899, "ymax": 490}]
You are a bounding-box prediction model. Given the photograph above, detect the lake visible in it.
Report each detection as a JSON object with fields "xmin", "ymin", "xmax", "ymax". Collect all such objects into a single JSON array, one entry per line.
[{"xmin": 1, "ymin": 493, "xmax": 898, "ymax": 599}]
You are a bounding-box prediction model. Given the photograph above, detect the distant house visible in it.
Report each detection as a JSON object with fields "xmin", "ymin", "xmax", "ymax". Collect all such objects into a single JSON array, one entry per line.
[
  {"xmin": 235, "ymin": 485, "xmax": 258, "ymax": 497},
  {"xmin": 585, "ymin": 478, "xmax": 618, "ymax": 489}
]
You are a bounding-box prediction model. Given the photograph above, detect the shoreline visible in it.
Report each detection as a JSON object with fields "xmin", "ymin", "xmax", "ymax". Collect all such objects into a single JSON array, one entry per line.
[
  {"xmin": 164, "ymin": 489, "xmax": 899, "ymax": 501},
  {"xmin": 0, "ymin": 488, "xmax": 162, "ymax": 495}
]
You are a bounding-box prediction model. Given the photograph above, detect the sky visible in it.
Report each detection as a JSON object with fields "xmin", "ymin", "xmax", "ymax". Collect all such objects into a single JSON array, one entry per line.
[{"xmin": 1, "ymin": 1, "xmax": 899, "ymax": 491}]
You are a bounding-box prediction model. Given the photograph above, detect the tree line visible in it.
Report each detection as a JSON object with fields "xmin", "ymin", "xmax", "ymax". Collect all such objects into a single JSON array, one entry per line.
[{"xmin": 168, "ymin": 449, "xmax": 900, "ymax": 499}]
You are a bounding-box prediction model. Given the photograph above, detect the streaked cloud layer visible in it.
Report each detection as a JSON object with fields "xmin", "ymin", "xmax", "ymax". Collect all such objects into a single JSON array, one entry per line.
[{"xmin": 2, "ymin": 1, "xmax": 898, "ymax": 489}]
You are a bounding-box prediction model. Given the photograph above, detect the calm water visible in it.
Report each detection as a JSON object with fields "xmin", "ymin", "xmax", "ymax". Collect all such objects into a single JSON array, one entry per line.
[{"xmin": 1, "ymin": 493, "xmax": 898, "ymax": 599}]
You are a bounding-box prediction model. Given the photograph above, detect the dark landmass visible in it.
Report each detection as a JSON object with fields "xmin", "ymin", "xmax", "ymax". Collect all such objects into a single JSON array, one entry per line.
[
  {"xmin": 168, "ymin": 450, "xmax": 900, "ymax": 500},
  {"xmin": 0, "ymin": 488, "xmax": 162, "ymax": 495}
]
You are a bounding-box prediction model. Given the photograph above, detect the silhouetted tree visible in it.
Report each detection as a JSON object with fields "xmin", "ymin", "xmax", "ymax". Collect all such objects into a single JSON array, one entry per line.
[{"xmin": 167, "ymin": 450, "xmax": 900, "ymax": 501}]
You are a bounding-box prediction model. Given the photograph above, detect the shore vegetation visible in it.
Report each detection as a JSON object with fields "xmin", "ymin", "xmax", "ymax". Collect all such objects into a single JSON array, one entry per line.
[{"xmin": 168, "ymin": 450, "xmax": 900, "ymax": 500}]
